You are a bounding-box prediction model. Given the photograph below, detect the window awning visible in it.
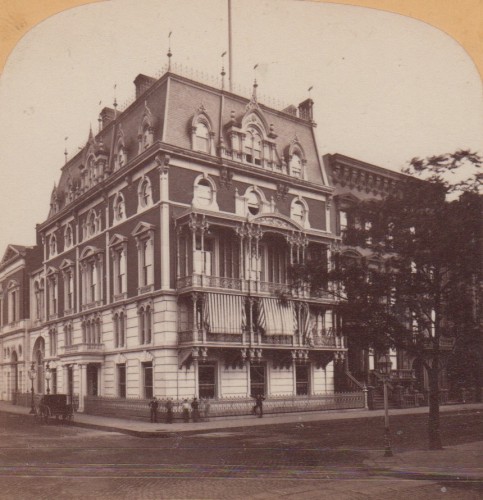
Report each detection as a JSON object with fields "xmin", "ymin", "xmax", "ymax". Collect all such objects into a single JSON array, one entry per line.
[
  {"xmin": 204, "ymin": 293, "xmax": 246, "ymax": 334},
  {"xmin": 258, "ymin": 298, "xmax": 296, "ymax": 336}
]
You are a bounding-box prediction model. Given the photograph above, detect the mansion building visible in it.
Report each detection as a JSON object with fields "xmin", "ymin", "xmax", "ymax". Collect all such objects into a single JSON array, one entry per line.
[{"xmin": 0, "ymin": 70, "xmax": 419, "ymax": 410}]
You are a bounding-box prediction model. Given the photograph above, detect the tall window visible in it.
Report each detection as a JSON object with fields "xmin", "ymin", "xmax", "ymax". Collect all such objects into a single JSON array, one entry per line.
[
  {"xmin": 47, "ymin": 275, "xmax": 58, "ymax": 318},
  {"xmin": 117, "ymin": 364, "xmax": 126, "ymax": 398},
  {"xmin": 49, "ymin": 329, "xmax": 57, "ymax": 356},
  {"xmin": 195, "ymin": 123, "xmax": 210, "ymax": 152},
  {"xmin": 194, "ymin": 178, "xmax": 213, "ymax": 207},
  {"xmin": 139, "ymin": 305, "xmax": 152, "ymax": 345},
  {"xmin": 80, "ymin": 254, "xmax": 102, "ymax": 306},
  {"xmin": 64, "ymin": 225, "xmax": 73, "ymax": 248},
  {"xmin": 296, "ymin": 365, "xmax": 310, "ymax": 395},
  {"xmin": 339, "ymin": 210, "xmax": 348, "ymax": 234},
  {"xmin": 138, "ymin": 177, "xmax": 152, "ymax": 208},
  {"xmin": 143, "ymin": 362, "xmax": 153, "ymax": 399},
  {"xmin": 136, "ymin": 235, "xmax": 154, "ymax": 291},
  {"xmin": 34, "ymin": 280, "xmax": 44, "ymax": 321},
  {"xmin": 49, "ymin": 235, "xmax": 57, "ymax": 257},
  {"xmin": 62, "ymin": 269, "xmax": 74, "ymax": 312},
  {"xmin": 114, "ymin": 312, "xmax": 125, "ymax": 348},
  {"xmin": 64, "ymin": 323, "xmax": 73, "ymax": 347},
  {"xmin": 113, "ymin": 193, "xmax": 126, "ymax": 222}
]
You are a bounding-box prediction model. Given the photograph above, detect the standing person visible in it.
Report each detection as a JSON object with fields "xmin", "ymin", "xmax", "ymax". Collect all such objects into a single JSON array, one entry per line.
[
  {"xmin": 182, "ymin": 399, "xmax": 190, "ymax": 423},
  {"xmin": 149, "ymin": 397, "xmax": 159, "ymax": 423},
  {"xmin": 191, "ymin": 397, "xmax": 200, "ymax": 422},
  {"xmin": 165, "ymin": 398, "xmax": 173, "ymax": 424},
  {"xmin": 253, "ymin": 393, "xmax": 265, "ymax": 418}
]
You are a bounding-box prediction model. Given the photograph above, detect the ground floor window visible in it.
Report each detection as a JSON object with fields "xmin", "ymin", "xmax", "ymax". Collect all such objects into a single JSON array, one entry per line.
[
  {"xmin": 117, "ymin": 364, "xmax": 126, "ymax": 398},
  {"xmin": 198, "ymin": 365, "xmax": 216, "ymax": 398},
  {"xmin": 250, "ymin": 364, "xmax": 265, "ymax": 396},
  {"xmin": 143, "ymin": 362, "xmax": 153, "ymax": 399},
  {"xmin": 51, "ymin": 369, "xmax": 57, "ymax": 395},
  {"xmin": 296, "ymin": 365, "xmax": 310, "ymax": 395}
]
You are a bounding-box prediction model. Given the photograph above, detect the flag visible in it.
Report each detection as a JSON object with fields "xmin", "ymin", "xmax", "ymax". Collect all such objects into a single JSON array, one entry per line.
[
  {"xmin": 114, "ymin": 84, "xmax": 117, "ymax": 89},
  {"xmin": 64, "ymin": 137, "xmax": 68, "ymax": 141},
  {"xmin": 168, "ymin": 31, "xmax": 172, "ymax": 38},
  {"xmin": 221, "ymin": 51, "xmax": 227, "ymax": 57},
  {"xmin": 98, "ymin": 100, "xmax": 102, "ymax": 105},
  {"xmin": 253, "ymin": 64, "xmax": 258, "ymax": 70},
  {"xmin": 308, "ymin": 86, "xmax": 313, "ymax": 92}
]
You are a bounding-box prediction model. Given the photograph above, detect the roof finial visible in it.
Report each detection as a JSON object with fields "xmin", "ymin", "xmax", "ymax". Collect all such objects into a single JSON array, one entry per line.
[
  {"xmin": 221, "ymin": 51, "xmax": 227, "ymax": 90},
  {"xmin": 64, "ymin": 136, "xmax": 68, "ymax": 164},
  {"xmin": 113, "ymin": 83, "xmax": 118, "ymax": 116},
  {"xmin": 252, "ymin": 64, "xmax": 259, "ymax": 101},
  {"xmin": 167, "ymin": 31, "xmax": 173, "ymax": 71}
]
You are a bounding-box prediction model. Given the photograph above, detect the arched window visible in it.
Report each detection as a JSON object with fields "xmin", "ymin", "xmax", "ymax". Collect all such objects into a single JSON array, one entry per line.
[
  {"xmin": 64, "ymin": 225, "xmax": 73, "ymax": 249},
  {"xmin": 116, "ymin": 141, "xmax": 127, "ymax": 170},
  {"xmin": 291, "ymin": 198, "xmax": 308, "ymax": 226},
  {"xmin": 49, "ymin": 235, "xmax": 57, "ymax": 257},
  {"xmin": 138, "ymin": 177, "xmax": 152, "ymax": 208},
  {"xmin": 195, "ymin": 179, "xmax": 212, "ymax": 206},
  {"xmin": 195, "ymin": 123, "xmax": 210, "ymax": 152},
  {"xmin": 86, "ymin": 210, "xmax": 98, "ymax": 237},
  {"xmin": 247, "ymin": 191, "xmax": 261, "ymax": 215},
  {"xmin": 113, "ymin": 193, "xmax": 125, "ymax": 222},
  {"xmin": 118, "ymin": 312, "xmax": 125, "ymax": 347},
  {"xmin": 138, "ymin": 305, "xmax": 152, "ymax": 345}
]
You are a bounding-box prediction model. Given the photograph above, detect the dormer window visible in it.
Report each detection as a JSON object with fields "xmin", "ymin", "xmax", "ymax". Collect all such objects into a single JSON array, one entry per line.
[
  {"xmin": 290, "ymin": 153, "xmax": 302, "ymax": 177},
  {"xmin": 113, "ymin": 193, "xmax": 126, "ymax": 222},
  {"xmin": 247, "ymin": 191, "xmax": 261, "ymax": 215},
  {"xmin": 138, "ymin": 102, "xmax": 154, "ymax": 154},
  {"xmin": 138, "ymin": 177, "xmax": 152, "ymax": 209},
  {"xmin": 195, "ymin": 123, "xmax": 209, "ymax": 152},
  {"xmin": 244, "ymin": 129, "xmax": 263, "ymax": 166}
]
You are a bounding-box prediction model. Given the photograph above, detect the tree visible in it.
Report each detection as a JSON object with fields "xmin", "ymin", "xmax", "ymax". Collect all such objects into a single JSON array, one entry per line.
[{"xmin": 298, "ymin": 151, "xmax": 481, "ymax": 450}]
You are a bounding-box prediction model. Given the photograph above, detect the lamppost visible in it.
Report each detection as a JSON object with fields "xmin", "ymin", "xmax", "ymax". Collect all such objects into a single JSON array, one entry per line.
[
  {"xmin": 377, "ymin": 354, "xmax": 393, "ymax": 457},
  {"xmin": 28, "ymin": 362, "xmax": 36, "ymax": 414},
  {"xmin": 45, "ymin": 362, "xmax": 52, "ymax": 395}
]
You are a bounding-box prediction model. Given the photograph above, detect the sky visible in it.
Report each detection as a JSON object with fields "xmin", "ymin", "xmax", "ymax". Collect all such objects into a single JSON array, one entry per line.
[{"xmin": 0, "ymin": 0, "xmax": 481, "ymax": 254}]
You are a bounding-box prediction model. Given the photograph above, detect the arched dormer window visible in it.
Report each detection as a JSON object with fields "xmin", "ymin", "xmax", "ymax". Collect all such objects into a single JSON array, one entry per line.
[
  {"xmin": 191, "ymin": 104, "xmax": 214, "ymax": 154},
  {"xmin": 49, "ymin": 235, "xmax": 57, "ymax": 257},
  {"xmin": 138, "ymin": 176, "xmax": 152, "ymax": 209},
  {"xmin": 64, "ymin": 224, "xmax": 73, "ymax": 249},
  {"xmin": 244, "ymin": 128, "xmax": 263, "ymax": 166},
  {"xmin": 192, "ymin": 175, "xmax": 219, "ymax": 210},
  {"xmin": 113, "ymin": 193, "xmax": 126, "ymax": 222},
  {"xmin": 195, "ymin": 123, "xmax": 209, "ymax": 152},
  {"xmin": 138, "ymin": 102, "xmax": 154, "ymax": 154},
  {"xmin": 290, "ymin": 197, "xmax": 310, "ymax": 228},
  {"xmin": 287, "ymin": 138, "xmax": 307, "ymax": 179},
  {"xmin": 116, "ymin": 140, "xmax": 127, "ymax": 171}
]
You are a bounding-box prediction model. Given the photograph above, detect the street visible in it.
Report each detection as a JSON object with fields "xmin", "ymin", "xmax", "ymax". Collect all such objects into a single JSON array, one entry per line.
[{"xmin": 0, "ymin": 409, "xmax": 481, "ymax": 499}]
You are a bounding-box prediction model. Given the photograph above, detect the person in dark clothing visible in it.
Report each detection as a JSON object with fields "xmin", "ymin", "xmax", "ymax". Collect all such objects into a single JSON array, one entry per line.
[
  {"xmin": 165, "ymin": 398, "xmax": 173, "ymax": 423},
  {"xmin": 252, "ymin": 393, "xmax": 265, "ymax": 418},
  {"xmin": 182, "ymin": 399, "xmax": 190, "ymax": 422},
  {"xmin": 191, "ymin": 397, "xmax": 200, "ymax": 422},
  {"xmin": 149, "ymin": 397, "xmax": 159, "ymax": 423}
]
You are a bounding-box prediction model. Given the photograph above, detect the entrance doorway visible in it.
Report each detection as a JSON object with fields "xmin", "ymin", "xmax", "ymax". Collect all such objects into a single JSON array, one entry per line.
[
  {"xmin": 86, "ymin": 364, "xmax": 99, "ymax": 396},
  {"xmin": 198, "ymin": 365, "xmax": 216, "ymax": 398},
  {"xmin": 250, "ymin": 364, "xmax": 265, "ymax": 396}
]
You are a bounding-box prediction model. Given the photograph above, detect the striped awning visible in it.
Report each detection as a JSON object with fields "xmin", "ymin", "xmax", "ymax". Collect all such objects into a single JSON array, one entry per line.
[
  {"xmin": 204, "ymin": 293, "xmax": 246, "ymax": 334},
  {"xmin": 258, "ymin": 298, "xmax": 295, "ymax": 336}
]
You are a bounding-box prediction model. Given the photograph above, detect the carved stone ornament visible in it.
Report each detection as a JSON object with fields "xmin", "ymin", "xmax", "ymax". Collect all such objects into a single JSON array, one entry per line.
[{"xmin": 155, "ymin": 153, "xmax": 170, "ymax": 174}]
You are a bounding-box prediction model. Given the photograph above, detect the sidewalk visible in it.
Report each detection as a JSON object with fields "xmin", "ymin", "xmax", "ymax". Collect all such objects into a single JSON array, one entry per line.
[{"xmin": 1, "ymin": 400, "xmax": 481, "ymax": 481}]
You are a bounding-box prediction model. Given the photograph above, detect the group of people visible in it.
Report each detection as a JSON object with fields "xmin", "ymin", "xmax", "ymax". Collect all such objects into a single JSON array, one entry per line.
[
  {"xmin": 149, "ymin": 393, "xmax": 266, "ymax": 423},
  {"xmin": 149, "ymin": 396, "xmax": 206, "ymax": 423}
]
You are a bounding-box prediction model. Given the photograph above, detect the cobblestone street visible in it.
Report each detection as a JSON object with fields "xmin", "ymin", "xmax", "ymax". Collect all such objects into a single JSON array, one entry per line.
[{"xmin": 0, "ymin": 409, "xmax": 481, "ymax": 499}]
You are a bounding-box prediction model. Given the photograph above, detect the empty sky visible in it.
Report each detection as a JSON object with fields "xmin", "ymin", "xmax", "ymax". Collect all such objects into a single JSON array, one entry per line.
[{"xmin": 0, "ymin": 0, "xmax": 481, "ymax": 253}]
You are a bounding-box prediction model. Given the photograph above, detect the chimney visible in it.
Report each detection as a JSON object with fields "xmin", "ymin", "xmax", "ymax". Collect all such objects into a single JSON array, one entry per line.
[
  {"xmin": 134, "ymin": 74, "xmax": 157, "ymax": 99},
  {"xmin": 298, "ymin": 98, "xmax": 314, "ymax": 121},
  {"xmin": 282, "ymin": 104, "xmax": 298, "ymax": 117},
  {"xmin": 99, "ymin": 107, "xmax": 116, "ymax": 129}
]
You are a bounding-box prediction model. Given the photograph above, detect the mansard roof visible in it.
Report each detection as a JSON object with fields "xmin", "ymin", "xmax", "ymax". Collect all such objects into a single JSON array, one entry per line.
[{"xmin": 47, "ymin": 70, "xmax": 327, "ymax": 225}]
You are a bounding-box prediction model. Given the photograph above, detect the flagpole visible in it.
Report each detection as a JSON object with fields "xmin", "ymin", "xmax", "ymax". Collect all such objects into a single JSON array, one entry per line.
[{"xmin": 228, "ymin": 0, "xmax": 233, "ymax": 92}]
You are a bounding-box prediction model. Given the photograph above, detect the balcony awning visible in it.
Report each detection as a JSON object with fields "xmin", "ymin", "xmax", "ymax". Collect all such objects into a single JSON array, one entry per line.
[
  {"xmin": 258, "ymin": 298, "xmax": 296, "ymax": 336},
  {"xmin": 204, "ymin": 293, "xmax": 246, "ymax": 334}
]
